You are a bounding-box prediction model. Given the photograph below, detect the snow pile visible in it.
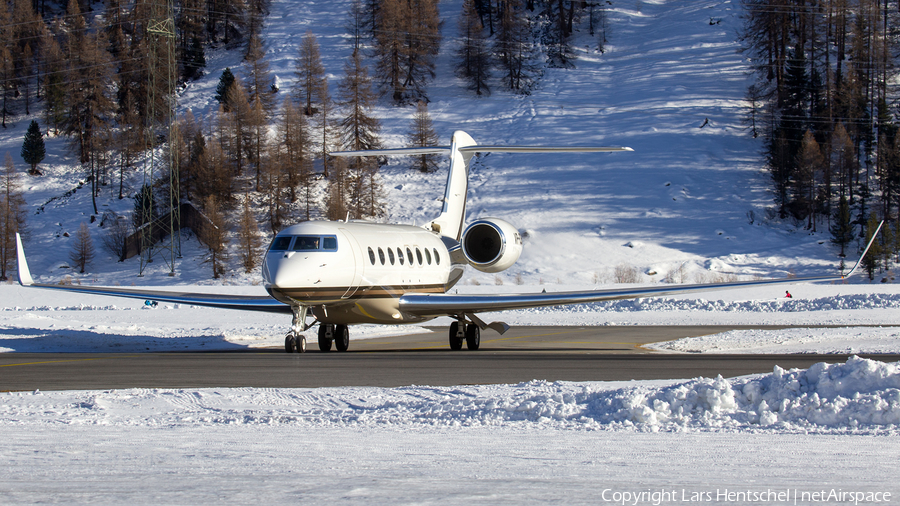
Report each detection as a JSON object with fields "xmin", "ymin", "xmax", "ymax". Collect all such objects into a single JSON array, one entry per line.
[
  {"xmin": 607, "ymin": 356, "xmax": 900, "ymax": 432},
  {"xmin": 5, "ymin": 357, "xmax": 898, "ymax": 434}
]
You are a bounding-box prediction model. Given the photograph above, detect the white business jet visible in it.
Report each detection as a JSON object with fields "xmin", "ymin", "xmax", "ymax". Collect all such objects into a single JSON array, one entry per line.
[{"xmin": 16, "ymin": 130, "xmax": 881, "ymax": 353}]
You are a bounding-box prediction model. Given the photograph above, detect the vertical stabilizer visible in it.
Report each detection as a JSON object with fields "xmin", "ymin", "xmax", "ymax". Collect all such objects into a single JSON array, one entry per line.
[{"xmin": 429, "ymin": 130, "xmax": 476, "ymax": 241}]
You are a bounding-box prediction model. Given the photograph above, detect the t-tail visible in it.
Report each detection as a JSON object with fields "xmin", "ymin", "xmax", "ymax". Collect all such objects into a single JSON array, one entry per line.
[
  {"xmin": 331, "ymin": 130, "xmax": 632, "ymax": 241},
  {"xmin": 429, "ymin": 130, "xmax": 476, "ymax": 240}
]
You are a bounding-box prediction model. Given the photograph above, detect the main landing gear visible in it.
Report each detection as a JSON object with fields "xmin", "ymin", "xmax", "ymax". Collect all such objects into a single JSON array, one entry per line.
[
  {"xmin": 282, "ymin": 305, "xmax": 352, "ymax": 353},
  {"xmin": 448, "ymin": 319, "xmax": 480, "ymax": 351},
  {"xmin": 317, "ymin": 323, "xmax": 350, "ymax": 352}
]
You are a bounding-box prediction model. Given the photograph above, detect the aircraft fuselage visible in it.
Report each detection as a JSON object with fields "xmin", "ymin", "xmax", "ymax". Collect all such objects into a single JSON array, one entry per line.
[{"xmin": 263, "ymin": 220, "xmax": 466, "ymax": 325}]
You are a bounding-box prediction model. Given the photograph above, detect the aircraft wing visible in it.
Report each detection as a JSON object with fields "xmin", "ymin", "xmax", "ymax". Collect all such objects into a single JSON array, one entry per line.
[
  {"xmin": 15, "ymin": 234, "xmax": 290, "ymax": 313},
  {"xmin": 398, "ymin": 273, "xmax": 837, "ymax": 318},
  {"xmin": 401, "ymin": 220, "xmax": 884, "ymax": 318}
]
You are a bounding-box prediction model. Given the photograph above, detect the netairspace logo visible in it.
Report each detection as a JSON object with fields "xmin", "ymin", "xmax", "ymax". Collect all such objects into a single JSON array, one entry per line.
[{"xmin": 600, "ymin": 488, "xmax": 893, "ymax": 505}]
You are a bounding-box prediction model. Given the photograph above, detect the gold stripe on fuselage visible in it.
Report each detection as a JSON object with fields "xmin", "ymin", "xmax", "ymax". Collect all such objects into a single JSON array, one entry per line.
[{"xmin": 270, "ymin": 283, "xmax": 449, "ymax": 303}]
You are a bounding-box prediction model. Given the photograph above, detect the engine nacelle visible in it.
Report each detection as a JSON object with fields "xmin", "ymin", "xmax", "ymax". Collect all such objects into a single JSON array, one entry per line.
[{"xmin": 461, "ymin": 218, "xmax": 523, "ymax": 273}]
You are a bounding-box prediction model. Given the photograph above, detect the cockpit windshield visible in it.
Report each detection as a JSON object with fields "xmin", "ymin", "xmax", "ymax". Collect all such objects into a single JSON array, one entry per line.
[{"xmin": 268, "ymin": 235, "xmax": 338, "ymax": 252}]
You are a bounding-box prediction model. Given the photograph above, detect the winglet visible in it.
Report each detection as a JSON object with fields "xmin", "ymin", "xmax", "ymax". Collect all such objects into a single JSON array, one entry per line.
[
  {"xmin": 15, "ymin": 233, "xmax": 34, "ymax": 286},
  {"xmin": 844, "ymin": 220, "xmax": 884, "ymax": 278}
]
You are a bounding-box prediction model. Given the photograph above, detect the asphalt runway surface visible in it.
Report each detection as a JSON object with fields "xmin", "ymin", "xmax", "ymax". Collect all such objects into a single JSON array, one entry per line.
[{"xmin": 2, "ymin": 325, "xmax": 899, "ymax": 391}]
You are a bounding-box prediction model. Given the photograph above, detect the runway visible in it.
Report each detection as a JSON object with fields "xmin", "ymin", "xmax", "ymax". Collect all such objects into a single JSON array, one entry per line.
[{"xmin": 2, "ymin": 325, "xmax": 899, "ymax": 390}]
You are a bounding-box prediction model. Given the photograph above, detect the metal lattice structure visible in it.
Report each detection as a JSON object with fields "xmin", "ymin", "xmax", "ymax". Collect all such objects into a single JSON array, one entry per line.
[{"xmin": 140, "ymin": 0, "xmax": 181, "ymax": 276}]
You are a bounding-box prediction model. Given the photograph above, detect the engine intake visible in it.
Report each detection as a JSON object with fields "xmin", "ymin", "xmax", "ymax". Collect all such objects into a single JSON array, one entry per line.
[{"xmin": 461, "ymin": 218, "xmax": 523, "ymax": 273}]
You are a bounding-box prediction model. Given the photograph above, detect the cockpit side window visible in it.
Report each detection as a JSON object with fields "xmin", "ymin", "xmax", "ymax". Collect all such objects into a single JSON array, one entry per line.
[
  {"xmin": 293, "ymin": 236, "xmax": 320, "ymax": 250},
  {"xmin": 323, "ymin": 237, "xmax": 337, "ymax": 250},
  {"xmin": 269, "ymin": 236, "xmax": 293, "ymax": 251}
]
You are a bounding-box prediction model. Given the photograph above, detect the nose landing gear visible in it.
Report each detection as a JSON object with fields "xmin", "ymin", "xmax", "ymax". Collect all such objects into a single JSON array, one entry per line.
[{"xmin": 285, "ymin": 305, "xmax": 311, "ymax": 354}]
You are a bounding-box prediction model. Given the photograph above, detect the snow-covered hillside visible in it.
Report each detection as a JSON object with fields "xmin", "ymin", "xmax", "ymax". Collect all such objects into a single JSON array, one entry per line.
[{"xmin": 0, "ymin": 0, "xmax": 869, "ymax": 288}]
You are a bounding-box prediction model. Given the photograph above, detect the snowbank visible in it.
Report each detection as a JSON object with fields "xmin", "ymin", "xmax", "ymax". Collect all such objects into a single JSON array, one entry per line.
[{"xmin": 5, "ymin": 357, "xmax": 898, "ymax": 435}]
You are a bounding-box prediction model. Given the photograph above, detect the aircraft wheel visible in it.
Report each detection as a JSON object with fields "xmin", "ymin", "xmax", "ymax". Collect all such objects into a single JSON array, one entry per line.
[
  {"xmin": 318, "ymin": 324, "xmax": 333, "ymax": 352},
  {"xmin": 448, "ymin": 322, "xmax": 463, "ymax": 350},
  {"xmin": 334, "ymin": 325, "xmax": 350, "ymax": 352},
  {"xmin": 296, "ymin": 334, "xmax": 307, "ymax": 353},
  {"xmin": 286, "ymin": 334, "xmax": 307, "ymax": 353},
  {"xmin": 465, "ymin": 324, "xmax": 481, "ymax": 351}
]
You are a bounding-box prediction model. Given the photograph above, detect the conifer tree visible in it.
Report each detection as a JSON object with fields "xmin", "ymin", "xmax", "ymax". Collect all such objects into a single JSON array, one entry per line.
[
  {"xmin": 295, "ymin": 31, "xmax": 327, "ymax": 116},
  {"xmin": 177, "ymin": 111, "xmax": 204, "ymax": 202},
  {"xmin": 317, "ymin": 75, "xmax": 334, "ymax": 178},
  {"xmin": 243, "ymin": 31, "xmax": 276, "ymax": 115},
  {"xmin": 62, "ymin": 10, "xmax": 116, "ymax": 214},
  {"xmin": 224, "ymin": 79, "xmax": 253, "ymax": 175},
  {"xmin": 494, "ymin": 0, "xmax": 533, "ymax": 93},
  {"xmin": 200, "ymin": 195, "xmax": 227, "ymax": 279},
  {"xmin": 796, "ymin": 130, "xmax": 824, "ymax": 230},
  {"xmin": 20, "ymin": 120, "xmax": 45, "ymax": 176},
  {"xmin": 278, "ymin": 99, "xmax": 311, "ymax": 208},
  {"xmin": 200, "ymin": 133, "xmax": 235, "ymax": 206},
  {"xmin": 132, "ymin": 183, "xmax": 157, "ymax": 232},
  {"xmin": 455, "ymin": 0, "xmax": 491, "ymax": 96},
  {"xmin": 183, "ymin": 36, "xmax": 207, "ymax": 81},
  {"xmin": 408, "ymin": 101, "xmax": 439, "ymax": 173},
  {"xmin": 373, "ymin": 0, "xmax": 441, "ymax": 103},
  {"xmin": 237, "ymin": 194, "xmax": 261, "ymax": 273},
  {"xmin": 345, "ymin": 0, "xmax": 367, "ymax": 52},
  {"xmin": 338, "ymin": 50, "xmax": 382, "ymax": 153},
  {"xmin": 215, "ymin": 68, "xmax": 236, "ymax": 111},
  {"xmin": 338, "ymin": 50, "xmax": 382, "ymax": 218},
  {"xmin": 831, "ymin": 194, "xmax": 853, "ymax": 259},
  {"xmin": 0, "ymin": 153, "xmax": 26, "ymax": 281},
  {"xmin": 861, "ymin": 212, "xmax": 882, "ymax": 280},
  {"xmin": 324, "ymin": 156, "xmax": 349, "ymax": 221},
  {"xmin": 69, "ymin": 222, "xmax": 95, "ymax": 274},
  {"xmin": 262, "ymin": 147, "xmax": 288, "ymax": 232},
  {"xmin": 248, "ymin": 98, "xmax": 268, "ymax": 190}
]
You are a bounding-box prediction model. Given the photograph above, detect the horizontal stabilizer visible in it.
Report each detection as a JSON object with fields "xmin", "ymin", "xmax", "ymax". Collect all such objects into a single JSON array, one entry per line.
[
  {"xmin": 331, "ymin": 147, "xmax": 450, "ymax": 157},
  {"xmin": 458, "ymin": 146, "xmax": 633, "ymax": 153}
]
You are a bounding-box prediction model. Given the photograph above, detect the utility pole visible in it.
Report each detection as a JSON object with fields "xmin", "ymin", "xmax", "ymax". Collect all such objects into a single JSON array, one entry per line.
[{"xmin": 141, "ymin": 0, "xmax": 181, "ymax": 276}]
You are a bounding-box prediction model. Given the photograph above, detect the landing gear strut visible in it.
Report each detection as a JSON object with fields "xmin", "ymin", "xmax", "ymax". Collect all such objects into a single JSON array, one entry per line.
[{"xmin": 285, "ymin": 305, "xmax": 311, "ymax": 354}]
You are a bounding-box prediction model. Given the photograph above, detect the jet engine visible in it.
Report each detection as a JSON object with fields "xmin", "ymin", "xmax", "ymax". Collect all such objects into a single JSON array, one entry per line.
[{"xmin": 461, "ymin": 218, "xmax": 523, "ymax": 273}]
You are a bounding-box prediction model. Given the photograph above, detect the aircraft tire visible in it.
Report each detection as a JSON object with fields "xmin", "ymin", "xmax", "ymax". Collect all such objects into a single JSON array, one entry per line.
[
  {"xmin": 285, "ymin": 334, "xmax": 295, "ymax": 353},
  {"xmin": 334, "ymin": 325, "xmax": 350, "ymax": 352},
  {"xmin": 465, "ymin": 324, "xmax": 481, "ymax": 351},
  {"xmin": 296, "ymin": 335, "xmax": 307, "ymax": 353},
  {"xmin": 449, "ymin": 322, "xmax": 463, "ymax": 350},
  {"xmin": 318, "ymin": 325, "xmax": 332, "ymax": 352}
]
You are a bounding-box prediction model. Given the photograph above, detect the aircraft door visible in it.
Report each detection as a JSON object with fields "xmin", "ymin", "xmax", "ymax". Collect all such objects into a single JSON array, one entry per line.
[{"xmin": 338, "ymin": 228, "xmax": 363, "ymax": 298}]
